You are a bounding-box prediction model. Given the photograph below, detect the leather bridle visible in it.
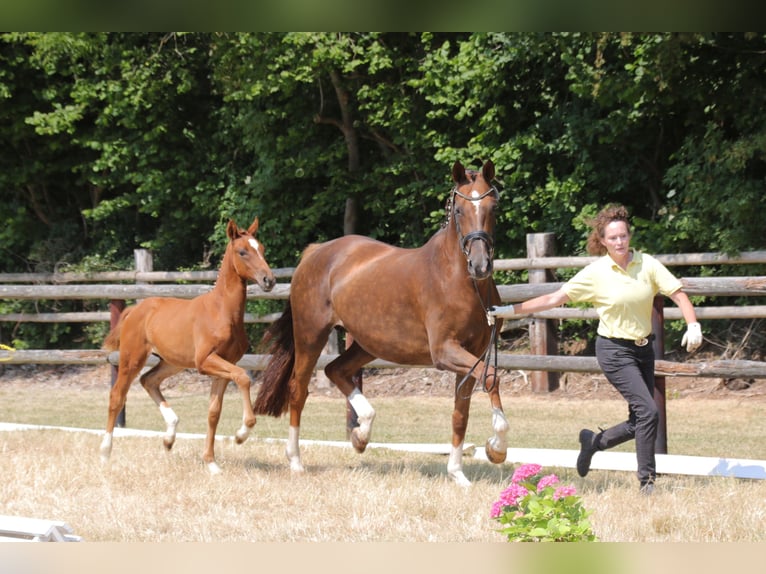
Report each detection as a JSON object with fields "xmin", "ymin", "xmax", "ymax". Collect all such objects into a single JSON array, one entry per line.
[{"xmin": 449, "ymin": 185, "xmax": 499, "ymax": 270}]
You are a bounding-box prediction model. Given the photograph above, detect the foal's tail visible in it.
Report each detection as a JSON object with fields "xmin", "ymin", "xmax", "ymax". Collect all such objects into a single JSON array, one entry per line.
[
  {"xmin": 102, "ymin": 306, "xmax": 135, "ymax": 351},
  {"xmin": 254, "ymin": 300, "xmax": 295, "ymax": 417}
]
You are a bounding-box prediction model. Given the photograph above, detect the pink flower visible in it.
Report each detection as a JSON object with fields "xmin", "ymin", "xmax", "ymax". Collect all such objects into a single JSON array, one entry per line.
[
  {"xmin": 553, "ymin": 485, "xmax": 577, "ymax": 500},
  {"xmin": 511, "ymin": 463, "xmax": 542, "ymax": 483},
  {"xmin": 490, "ymin": 483, "xmax": 530, "ymax": 517},
  {"xmin": 536, "ymin": 474, "xmax": 560, "ymax": 492}
]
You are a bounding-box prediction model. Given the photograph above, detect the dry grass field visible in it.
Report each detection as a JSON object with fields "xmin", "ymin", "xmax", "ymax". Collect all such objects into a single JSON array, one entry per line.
[{"xmin": 1, "ymin": 364, "xmax": 765, "ymax": 547}]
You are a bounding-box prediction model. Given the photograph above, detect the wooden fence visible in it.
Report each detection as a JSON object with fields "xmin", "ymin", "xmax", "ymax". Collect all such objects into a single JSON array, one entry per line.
[
  {"xmin": 1, "ymin": 241, "xmax": 765, "ymax": 452},
  {"xmin": 1, "ymin": 242, "xmax": 765, "ymax": 379}
]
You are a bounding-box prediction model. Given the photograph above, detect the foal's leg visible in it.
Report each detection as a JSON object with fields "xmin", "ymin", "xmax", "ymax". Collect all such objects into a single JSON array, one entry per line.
[
  {"xmin": 140, "ymin": 359, "xmax": 183, "ymax": 450},
  {"xmin": 204, "ymin": 377, "xmax": 228, "ymax": 475},
  {"xmin": 100, "ymin": 344, "xmax": 151, "ymax": 463},
  {"xmin": 196, "ymin": 354, "xmax": 256, "ymax": 465},
  {"xmin": 324, "ymin": 343, "xmax": 376, "ymax": 453}
]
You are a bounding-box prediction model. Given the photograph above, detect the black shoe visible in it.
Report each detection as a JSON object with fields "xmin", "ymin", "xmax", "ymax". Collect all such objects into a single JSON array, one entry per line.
[
  {"xmin": 576, "ymin": 429, "xmax": 601, "ymax": 477},
  {"xmin": 639, "ymin": 480, "xmax": 655, "ymax": 496}
]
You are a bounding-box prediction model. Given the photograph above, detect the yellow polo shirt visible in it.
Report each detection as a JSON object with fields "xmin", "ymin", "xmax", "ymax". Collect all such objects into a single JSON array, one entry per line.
[{"xmin": 562, "ymin": 250, "xmax": 682, "ymax": 340}]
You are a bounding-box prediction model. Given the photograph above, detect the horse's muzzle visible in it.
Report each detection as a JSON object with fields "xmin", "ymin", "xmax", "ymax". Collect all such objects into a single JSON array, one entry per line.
[
  {"xmin": 260, "ymin": 275, "xmax": 276, "ymax": 292},
  {"xmin": 468, "ymin": 259, "xmax": 494, "ymax": 280},
  {"xmin": 462, "ymin": 231, "xmax": 494, "ymax": 280}
]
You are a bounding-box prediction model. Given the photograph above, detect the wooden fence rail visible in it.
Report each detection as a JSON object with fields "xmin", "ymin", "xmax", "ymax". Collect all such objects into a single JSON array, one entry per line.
[
  {"xmin": 2, "ymin": 349, "xmax": 765, "ymax": 380},
  {"xmin": 0, "ymin": 277, "xmax": 764, "ymax": 318},
  {"xmin": 1, "ymin": 250, "xmax": 764, "ymax": 283}
]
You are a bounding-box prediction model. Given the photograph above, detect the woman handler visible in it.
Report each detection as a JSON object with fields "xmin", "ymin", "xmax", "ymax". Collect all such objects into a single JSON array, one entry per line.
[{"xmin": 493, "ymin": 205, "xmax": 702, "ymax": 493}]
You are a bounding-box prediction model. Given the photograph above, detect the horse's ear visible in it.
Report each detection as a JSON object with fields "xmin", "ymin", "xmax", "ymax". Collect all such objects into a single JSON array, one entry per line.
[
  {"xmin": 247, "ymin": 217, "xmax": 259, "ymax": 236},
  {"xmin": 482, "ymin": 159, "xmax": 495, "ymax": 182},
  {"xmin": 452, "ymin": 161, "xmax": 465, "ymax": 184},
  {"xmin": 226, "ymin": 219, "xmax": 239, "ymax": 240}
]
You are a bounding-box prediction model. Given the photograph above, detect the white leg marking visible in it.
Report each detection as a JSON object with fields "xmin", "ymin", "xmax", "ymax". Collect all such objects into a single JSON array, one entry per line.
[
  {"xmin": 159, "ymin": 404, "xmax": 179, "ymax": 442},
  {"xmin": 286, "ymin": 425, "xmax": 304, "ymax": 472},
  {"xmin": 99, "ymin": 433, "xmax": 113, "ymax": 463},
  {"xmin": 448, "ymin": 442, "xmax": 471, "ymax": 487},
  {"xmin": 235, "ymin": 420, "xmax": 251, "ymax": 444},
  {"xmin": 208, "ymin": 461, "xmax": 223, "ymax": 475},
  {"xmin": 348, "ymin": 388, "xmax": 376, "ymax": 442},
  {"xmin": 488, "ymin": 407, "xmax": 509, "ymax": 453}
]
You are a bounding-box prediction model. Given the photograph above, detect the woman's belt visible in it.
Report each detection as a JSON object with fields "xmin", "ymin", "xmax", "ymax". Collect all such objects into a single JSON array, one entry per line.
[{"xmin": 600, "ymin": 334, "xmax": 655, "ymax": 347}]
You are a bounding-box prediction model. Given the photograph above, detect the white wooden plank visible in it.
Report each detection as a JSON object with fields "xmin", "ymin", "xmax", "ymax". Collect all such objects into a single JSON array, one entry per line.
[
  {"xmin": 3, "ymin": 422, "xmax": 764, "ymax": 480},
  {"xmin": 0, "ymin": 515, "xmax": 80, "ymax": 542},
  {"xmin": 473, "ymin": 447, "xmax": 766, "ymax": 480}
]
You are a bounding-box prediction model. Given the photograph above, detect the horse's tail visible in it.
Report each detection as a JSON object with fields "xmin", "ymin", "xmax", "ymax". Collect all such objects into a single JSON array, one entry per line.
[
  {"xmin": 254, "ymin": 299, "xmax": 295, "ymax": 417},
  {"xmin": 102, "ymin": 306, "xmax": 135, "ymax": 351}
]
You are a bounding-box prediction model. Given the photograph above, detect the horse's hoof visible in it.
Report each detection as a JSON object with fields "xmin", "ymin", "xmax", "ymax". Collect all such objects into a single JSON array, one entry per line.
[
  {"xmin": 235, "ymin": 425, "xmax": 251, "ymax": 444},
  {"xmin": 449, "ymin": 471, "xmax": 472, "ymax": 487},
  {"xmin": 163, "ymin": 438, "xmax": 175, "ymax": 451},
  {"xmin": 350, "ymin": 428, "xmax": 368, "ymax": 453},
  {"xmin": 207, "ymin": 461, "xmax": 223, "ymax": 475},
  {"xmin": 485, "ymin": 438, "xmax": 507, "ymax": 464}
]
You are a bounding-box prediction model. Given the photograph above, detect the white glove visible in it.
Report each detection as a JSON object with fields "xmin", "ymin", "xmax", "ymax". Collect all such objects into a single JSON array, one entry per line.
[
  {"xmin": 489, "ymin": 304, "xmax": 518, "ymax": 317},
  {"xmin": 681, "ymin": 322, "xmax": 702, "ymax": 352}
]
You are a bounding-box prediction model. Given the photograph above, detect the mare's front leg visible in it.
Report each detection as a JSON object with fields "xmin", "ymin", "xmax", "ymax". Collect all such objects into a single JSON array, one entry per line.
[
  {"xmin": 433, "ymin": 341, "xmax": 509, "ymax": 485},
  {"xmin": 484, "ymin": 372, "xmax": 509, "ymax": 465},
  {"xmin": 450, "ymin": 377, "xmax": 475, "ymax": 487}
]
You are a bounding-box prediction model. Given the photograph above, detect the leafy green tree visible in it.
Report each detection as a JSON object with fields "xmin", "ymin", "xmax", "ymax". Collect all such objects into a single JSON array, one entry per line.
[{"xmin": 1, "ymin": 32, "xmax": 765, "ymax": 350}]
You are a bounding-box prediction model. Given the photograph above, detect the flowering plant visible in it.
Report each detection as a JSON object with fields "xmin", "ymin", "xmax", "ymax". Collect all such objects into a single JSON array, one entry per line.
[{"xmin": 490, "ymin": 463, "xmax": 596, "ymax": 542}]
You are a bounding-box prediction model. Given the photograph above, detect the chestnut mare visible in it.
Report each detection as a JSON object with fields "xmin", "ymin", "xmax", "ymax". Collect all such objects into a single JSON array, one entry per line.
[
  {"xmin": 100, "ymin": 217, "xmax": 276, "ymax": 474},
  {"xmin": 255, "ymin": 161, "xmax": 509, "ymax": 486}
]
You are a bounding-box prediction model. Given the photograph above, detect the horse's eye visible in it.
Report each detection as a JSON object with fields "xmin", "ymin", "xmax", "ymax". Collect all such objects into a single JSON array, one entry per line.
[{"xmin": 238, "ymin": 249, "xmax": 248, "ymax": 257}]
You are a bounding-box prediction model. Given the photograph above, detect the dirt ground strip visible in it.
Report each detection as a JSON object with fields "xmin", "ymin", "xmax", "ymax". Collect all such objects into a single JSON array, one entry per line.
[{"xmin": 1, "ymin": 357, "xmax": 764, "ymax": 402}]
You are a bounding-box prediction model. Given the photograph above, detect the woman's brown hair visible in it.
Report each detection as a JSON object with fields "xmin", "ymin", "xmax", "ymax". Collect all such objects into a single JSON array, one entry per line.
[{"xmin": 586, "ymin": 204, "xmax": 631, "ymax": 256}]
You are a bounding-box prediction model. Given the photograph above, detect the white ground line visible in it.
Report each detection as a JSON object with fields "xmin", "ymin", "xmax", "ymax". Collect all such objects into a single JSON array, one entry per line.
[{"xmin": 2, "ymin": 422, "xmax": 764, "ymax": 479}]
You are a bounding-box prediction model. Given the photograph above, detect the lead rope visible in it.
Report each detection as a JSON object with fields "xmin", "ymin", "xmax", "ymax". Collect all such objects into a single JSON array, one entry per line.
[{"xmin": 455, "ymin": 278, "xmax": 500, "ymax": 399}]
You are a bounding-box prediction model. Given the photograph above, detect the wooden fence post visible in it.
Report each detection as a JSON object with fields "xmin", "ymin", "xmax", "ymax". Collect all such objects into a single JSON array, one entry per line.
[
  {"xmin": 527, "ymin": 233, "xmax": 560, "ymax": 392},
  {"xmin": 134, "ymin": 249, "xmax": 153, "ymax": 299},
  {"xmin": 652, "ymin": 295, "xmax": 668, "ymax": 454}
]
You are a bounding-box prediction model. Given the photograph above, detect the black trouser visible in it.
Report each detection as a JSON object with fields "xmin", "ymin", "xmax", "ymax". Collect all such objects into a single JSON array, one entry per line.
[{"xmin": 595, "ymin": 335, "xmax": 659, "ymax": 485}]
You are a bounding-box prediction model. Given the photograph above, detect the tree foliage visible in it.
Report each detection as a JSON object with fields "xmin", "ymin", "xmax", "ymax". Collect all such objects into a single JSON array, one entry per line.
[{"xmin": 1, "ymin": 32, "xmax": 765, "ymax": 347}]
